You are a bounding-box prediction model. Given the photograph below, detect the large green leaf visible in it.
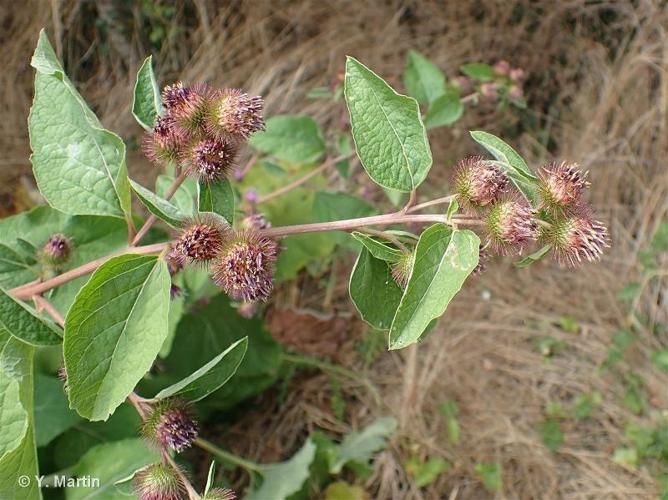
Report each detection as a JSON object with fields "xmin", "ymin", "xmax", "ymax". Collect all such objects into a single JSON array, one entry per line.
[
  {"xmin": 65, "ymin": 439, "xmax": 159, "ymax": 500},
  {"xmin": 64, "ymin": 254, "xmax": 171, "ymax": 420},
  {"xmin": 345, "ymin": 57, "xmax": 432, "ymax": 192},
  {"xmin": 198, "ymin": 179, "xmax": 235, "ymax": 224},
  {"xmin": 424, "ymin": 91, "xmax": 463, "ymax": 129},
  {"xmin": 154, "ymin": 337, "xmax": 247, "ymax": 402},
  {"xmin": 389, "ymin": 225, "xmax": 479, "ymax": 350},
  {"xmin": 34, "ymin": 374, "xmax": 82, "ymax": 447},
  {"xmin": 132, "ymin": 56, "xmax": 162, "ymax": 130},
  {"xmin": 330, "ymin": 417, "xmax": 397, "ymax": 473},
  {"xmin": 0, "ymin": 288, "xmax": 62, "ymax": 346},
  {"xmin": 130, "ymin": 179, "xmax": 185, "ymax": 227},
  {"xmin": 0, "ymin": 331, "xmax": 40, "ymax": 500},
  {"xmin": 29, "ymin": 30, "xmax": 131, "ymax": 218},
  {"xmin": 249, "ymin": 115, "xmax": 325, "ymax": 165},
  {"xmin": 470, "ymin": 131, "xmax": 539, "ymax": 205},
  {"xmin": 404, "ymin": 50, "xmax": 446, "ymax": 105},
  {"xmin": 246, "ymin": 439, "xmax": 317, "ymax": 500},
  {"xmin": 349, "ymin": 249, "xmax": 404, "ymax": 331}
]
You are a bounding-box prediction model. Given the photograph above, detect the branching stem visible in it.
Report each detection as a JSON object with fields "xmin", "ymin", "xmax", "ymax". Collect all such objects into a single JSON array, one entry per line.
[{"xmin": 194, "ymin": 438, "xmax": 261, "ymax": 473}]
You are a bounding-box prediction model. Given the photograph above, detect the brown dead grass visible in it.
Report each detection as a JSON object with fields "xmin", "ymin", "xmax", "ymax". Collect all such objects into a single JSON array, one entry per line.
[{"xmin": 2, "ymin": 1, "xmax": 668, "ymax": 498}]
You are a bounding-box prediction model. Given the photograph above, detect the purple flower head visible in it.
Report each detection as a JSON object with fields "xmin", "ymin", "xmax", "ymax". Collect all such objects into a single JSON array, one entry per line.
[{"xmin": 454, "ymin": 156, "xmax": 509, "ymax": 209}]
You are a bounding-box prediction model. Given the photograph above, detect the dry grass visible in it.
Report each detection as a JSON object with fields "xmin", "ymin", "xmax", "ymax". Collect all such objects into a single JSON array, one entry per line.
[{"xmin": 2, "ymin": 1, "xmax": 668, "ymax": 498}]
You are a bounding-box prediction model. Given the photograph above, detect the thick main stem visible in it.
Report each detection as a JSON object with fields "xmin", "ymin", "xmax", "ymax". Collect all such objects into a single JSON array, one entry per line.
[
  {"xmin": 10, "ymin": 243, "xmax": 167, "ymax": 300},
  {"xmin": 9, "ymin": 212, "xmax": 479, "ymax": 300},
  {"xmin": 259, "ymin": 212, "xmax": 452, "ymax": 238}
]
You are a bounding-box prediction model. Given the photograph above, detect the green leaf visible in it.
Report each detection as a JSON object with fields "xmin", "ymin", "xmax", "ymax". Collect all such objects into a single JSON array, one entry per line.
[
  {"xmin": 407, "ymin": 457, "xmax": 451, "ymax": 488},
  {"xmin": 249, "ymin": 115, "xmax": 325, "ymax": 165},
  {"xmin": 538, "ymin": 418, "xmax": 564, "ymax": 451},
  {"xmin": 198, "ymin": 179, "xmax": 235, "ymax": 224},
  {"xmin": 29, "ymin": 30, "xmax": 131, "ymax": 218},
  {"xmin": 470, "ymin": 131, "xmax": 538, "ymax": 205},
  {"xmin": 446, "ymin": 199, "xmax": 459, "ymax": 221},
  {"xmin": 154, "ymin": 337, "xmax": 247, "ymax": 402},
  {"xmin": 349, "ymin": 249, "xmax": 404, "ymax": 330},
  {"xmin": 247, "ymin": 439, "xmax": 317, "ymax": 500},
  {"xmin": 459, "ymin": 63, "xmax": 495, "ymax": 81},
  {"xmin": 345, "ymin": 57, "xmax": 433, "ymax": 192},
  {"xmin": 330, "ymin": 417, "xmax": 397, "ymax": 474},
  {"xmin": 404, "ymin": 50, "xmax": 446, "ymax": 105},
  {"xmin": 389, "ymin": 226, "xmax": 479, "ymax": 350},
  {"xmin": 351, "ymin": 233, "xmax": 403, "ymax": 262},
  {"xmin": 132, "ymin": 56, "xmax": 163, "ymax": 130},
  {"xmin": 0, "ymin": 332, "xmax": 40, "ymax": 499},
  {"xmin": 514, "ymin": 244, "xmax": 551, "ymax": 268},
  {"xmin": 34, "ymin": 374, "xmax": 82, "ymax": 447},
  {"xmin": 424, "ymin": 91, "xmax": 463, "ymax": 129},
  {"xmin": 0, "ymin": 288, "xmax": 62, "ymax": 346},
  {"xmin": 474, "ymin": 462, "xmax": 502, "ymax": 492},
  {"xmin": 324, "ymin": 482, "xmax": 368, "ymax": 500},
  {"xmin": 130, "ymin": 179, "xmax": 185, "ymax": 227},
  {"xmin": 612, "ymin": 447, "xmax": 638, "ymax": 467},
  {"xmin": 204, "ymin": 461, "xmax": 216, "ymax": 494},
  {"xmin": 65, "ymin": 439, "xmax": 160, "ymax": 499},
  {"xmin": 652, "ymin": 349, "xmax": 668, "ymax": 373},
  {"xmin": 64, "ymin": 254, "xmax": 171, "ymax": 420}
]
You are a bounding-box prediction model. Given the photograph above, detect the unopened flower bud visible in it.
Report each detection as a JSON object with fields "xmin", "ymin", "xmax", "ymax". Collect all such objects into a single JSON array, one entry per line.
[
  {"xmin": 510, "ymin": 68, "xmax": 525, "ymax": 82},
  {"xmin": 452, "ymin": 76, "xmax": 471, "ymax": 93},
  {"xmin": 134, "ymin": 463, "xmax": 183, "ymax": 500},
  {"xmin": 202, "ymin": 488, "xmax": 237, "ymax": 500},
  {"xmin": 480, "ymin": 82, "xmax": 498, "ymax": 100},
  {"xmin": 493, "ymin": 60, "xmax": 510, "ymax": 76},
  {"xmin": 391, "ymin": 251, "xmax": 414, "ymax": 288},
  {"xmin": 508, "ymin": 85, "xmax": 523, "ymax": 101},
  {"xmin": 42, "ymin": 234, "xmax": 71, "ymax": 267},
  {"xmin": 486, "ymin": 197, "xmax": 538, "ymax": 253},
  {"xmin": 165, "ymin": 247, "xmax": 184, "ymax": 276},
  {"xmin": 472, "ymin": 245, "xmax": 490, "ymax": 275},
  {"xmin": 454, "ymin": 156, "xmax": 509, "ymax": 209},
  {"xmin": 542, "ymin": 206, "xmax": 609, "ymax": 267},
  {"xmin": 191, "ymin": 138, "xmax": 237, "ymax": 181},
  {"xmin": 174, "ymin": 217, "xmax": 225, "ymax": 265},
  {"xmin": 244, "ymin": 189, "xmax": 258, "ymax": 204},
  {"xmin": 207, "ymin": 89, "xmax": 265, "ymax": 142},
  {"xmin": 165, "ymin": 82, "xmax": 215, "ymax": 136},
  {"xmin": 142, "ymin": 116, "xmax": 185, "ymax": 166},
  {"xmin": 143, "ymin": 399, "xmax": 198, "ymax": 453},
  {"xmin": 539, "ymin": 161, "xmax": 589, "ymax": 210},
  {"xmin": 236, "ymin": 301, "xmax": 258, "ymax": 318},
  {"xmin": 242, "ymin": 214, "xmax": 271, "ymax": 231},
  {"xmin": 170, "ymin": 284, "xmax": 183, "ymax": 300},
  {"xmin": 58, "ymin": 366, "xmax": 69, "ymax": 393},
  {"xmin": 212, "ymin": 231, "xmax": 279, "ymax": 302}
]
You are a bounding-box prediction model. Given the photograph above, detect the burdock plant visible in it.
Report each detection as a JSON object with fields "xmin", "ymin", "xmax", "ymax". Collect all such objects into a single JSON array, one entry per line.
[{"xmin": 1, "ymin": 30, "xmax": 610, "ymax": 500}]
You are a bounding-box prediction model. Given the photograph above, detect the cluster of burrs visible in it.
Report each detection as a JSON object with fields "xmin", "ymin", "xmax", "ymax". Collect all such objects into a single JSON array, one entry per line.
[
  {"xmin": 142, "ymin": 82, "xmax": 264, "ymax": 181},
  {"xmin": 454, "ymin": 157, "xmax": 609, "ymax": 267}
]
